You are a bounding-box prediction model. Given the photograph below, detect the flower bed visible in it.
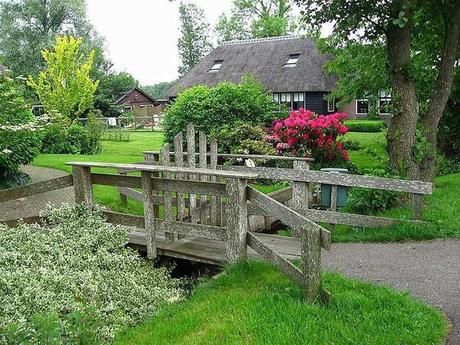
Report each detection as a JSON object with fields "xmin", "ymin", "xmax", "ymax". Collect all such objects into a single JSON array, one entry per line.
[{"xmin": 0, "ymin": 205, "xmax": 183, "ymax": 343}]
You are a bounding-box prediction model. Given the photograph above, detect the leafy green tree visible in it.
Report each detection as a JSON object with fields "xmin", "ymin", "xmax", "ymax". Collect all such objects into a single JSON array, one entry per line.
[
  {"xmin": 0, "ymin": 0, "xmax": 106, "ymax": 78},
  {"xmin": 94, "ymin": 72, "xmax": 139, "ymax": 116},
  {"xmin": 215, "ymin": 0, "xmax": 294, "ymax": 42},
  {"xmin": 143, "ymin": 81, "xmax": 176, "ymax": 99},
  {"xmin": 296, "ymin": 0, "xmax": 460, "ymax": 183},
  {"xmin": 28, "ymin": 36, "xmax": 99, "ymax": 120},
  {"xmin": 177, "ymin": 1, "xmax": 213, "ymax": 76}
]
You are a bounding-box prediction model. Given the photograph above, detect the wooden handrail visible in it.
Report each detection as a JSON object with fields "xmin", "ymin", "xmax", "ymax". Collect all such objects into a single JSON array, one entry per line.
[{"xmin": 66, "ymin": 162, "xmax": 258, "ymax": 180}]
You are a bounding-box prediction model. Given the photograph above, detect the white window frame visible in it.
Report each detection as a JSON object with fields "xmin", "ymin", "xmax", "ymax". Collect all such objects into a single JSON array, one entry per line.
[
  {"xmin": 283, "ymin": 54, "xmax": 300, "ymax": 68},
  {"xmin": 123, "ymin": 105, "xmax": 133, "ymax": 113},
  {"xmin": 327, "ymin": 98, "xmax": 335, "ymax": 112},
  {"xmin": 31, "ymin": 104, "xmax": 44, "ymax": 116},
  {"xmin": 378, "ymin": 90, "xmax": 392, "ymax": 115},
  {"xmin": 209, "ymin": 60, "xmax": 223, "ymax": 73},
  {"xmin": 356, "ymin": 99, "xmax": 369, "ymax": 115}
]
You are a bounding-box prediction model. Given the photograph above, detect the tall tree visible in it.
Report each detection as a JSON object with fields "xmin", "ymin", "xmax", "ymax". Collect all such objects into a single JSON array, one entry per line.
[
  {"xmin": 215, "ymin": 0, "xmax": 294, "ymax": 42},
  {"xmin": 28, "ymin": 36, "xmax": 99, "ymax": 120},
  {"xmin": 0, "ymin": 0, "xmax": 106, "ymax": 78},
  {"xmin": 296, "ymin": 0, "xmax": 460, "ymax": 184},
  {"xmin": 143, "ymin": 81, "xmax": 176, "ymax": 99},
  {"xmin": 177, "ymin": 1, "xmax": 212, "ymax": 76}
]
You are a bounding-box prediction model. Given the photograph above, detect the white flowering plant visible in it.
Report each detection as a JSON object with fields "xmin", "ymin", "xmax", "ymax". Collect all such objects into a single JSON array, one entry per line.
[{"xmin": 0, "ymin": 204, "xmax": 183, "ymax": 344}]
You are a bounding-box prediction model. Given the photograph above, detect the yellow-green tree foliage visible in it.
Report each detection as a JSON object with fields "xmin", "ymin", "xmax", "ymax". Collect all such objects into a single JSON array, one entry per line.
[{"xmin": 28, "ymin": 36, "xmax": 99, "ymax": 120}]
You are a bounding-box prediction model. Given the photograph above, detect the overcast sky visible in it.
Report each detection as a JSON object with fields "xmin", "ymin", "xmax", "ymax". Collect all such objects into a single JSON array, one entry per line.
[{"xmin": 86, "ymin": 0, "xmax": 234, "ymax": 86}]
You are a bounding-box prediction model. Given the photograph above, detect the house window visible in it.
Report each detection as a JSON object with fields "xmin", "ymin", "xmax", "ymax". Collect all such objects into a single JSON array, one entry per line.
[
  {"xmin": 356, "ymin": 99, "xmax": 369, "ymax": 114},
  {"xmin": 123, "ymin": 105, "xmax": 133, "ymax": 113},
  {"xmin": 283, "ymin": 54, "xmax": 300, "ymax": 68},
  {"xmin": 327, "ymin": 98, "xmax": 335, "ymax": 112},
  {"xmin": 273, "ymin": 93, "xmax": 280, "ymax": 103},
  {"xmin": 293, "ymin": 93, "xmax": 304, "ymax": 110},
  {"xmin": 209, "ymin": 60, "xmax": 223, "ymax": 73},
  {"xmin": 280, "ymin": 93, "xmax": 292, "ymax": 109},
  {"xmin": 31, "ymin": 105, "xmax": 44, "ymax": 117},
  {"xmin": 379, "ymin": 90, "xmax": 392, "ymax": 114}
]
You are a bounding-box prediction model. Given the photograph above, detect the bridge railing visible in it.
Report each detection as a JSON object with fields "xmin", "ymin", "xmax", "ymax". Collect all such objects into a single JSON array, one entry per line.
[{"xmin": 67, "ymin": 161, "xmax": 331, "ymax": 301}]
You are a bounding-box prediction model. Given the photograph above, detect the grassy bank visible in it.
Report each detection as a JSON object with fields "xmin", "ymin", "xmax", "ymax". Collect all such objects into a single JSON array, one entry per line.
[{"xmin": 115, "ymin": 261, "xmax": 448, "ymax": 345}]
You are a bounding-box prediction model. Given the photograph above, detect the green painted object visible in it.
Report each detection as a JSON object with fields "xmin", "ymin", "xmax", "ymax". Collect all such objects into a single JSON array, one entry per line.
[{"xmin": 320, "ymin": 168, "xmax": 348, "ymax": 208}]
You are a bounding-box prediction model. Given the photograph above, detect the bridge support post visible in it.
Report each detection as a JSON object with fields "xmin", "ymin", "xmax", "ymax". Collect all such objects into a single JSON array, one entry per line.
[
  {"xmin": 225, "ymin": 178, "xmax": 248, "ymax": 263},
  {"xmin": 300, "ymin": 226, "xmax": 322, "ymax": 301},
  {"xmin": 141, "ymin": 171, "xmax": 157, "ymax": 259},
  {"xmin": 72, "ymin": 166, "xmax": 93, "ymax": 206}
]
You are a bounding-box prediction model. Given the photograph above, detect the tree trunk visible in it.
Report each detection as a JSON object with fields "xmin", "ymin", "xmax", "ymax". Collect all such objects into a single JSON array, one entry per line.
[
  {"xmin": 386, "ymin": 7, "xmax": 420, "ymax": 179},
  {"xmin": 419, "ymin": 1, "xmax": 460, "ymax": 182}
]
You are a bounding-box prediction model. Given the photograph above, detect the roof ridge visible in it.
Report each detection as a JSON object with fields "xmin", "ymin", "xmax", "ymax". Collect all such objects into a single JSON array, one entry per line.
[{"xmin": 221, "ymin": 35, "xmax": 304, "ymax": 46}]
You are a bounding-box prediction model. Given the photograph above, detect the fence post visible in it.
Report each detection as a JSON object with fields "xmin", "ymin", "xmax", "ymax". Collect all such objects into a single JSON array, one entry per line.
[
  {"xmin": 300, "ymin": 225, "xmax": 322, "ymax": 301},
  {"xmin": 161, "ymin": 144, "xmax": 175, "ymax": 243},
  {"xmin": 141, "ymin": 170, "xmax": 157, "ymax": 259},
  {"xmin": 72, "ymin": 166, "xmax": 93, "ymax": 206},
  {"xmin": 118, "ymin": 169, "xmax": 128, "ymax": 207},
  {"xmin": 292, "ymin": 160, "xmax": 310, "ymax": 237},
  {"xmin": 411, "ymin": 194, "xmax": 423, "ymax": 220},
  {"xmin": 225, "ymin": 178, "xmax": 248, "ymax": 263}
]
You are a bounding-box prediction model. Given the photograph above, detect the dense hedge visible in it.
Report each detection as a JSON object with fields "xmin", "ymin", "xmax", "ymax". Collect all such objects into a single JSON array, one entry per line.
[
  {"xmin": 344, "ymin": 120, "xmax": 386, "ymax": 132},
  {"xmin": 163, "ymin": 77, "xmax": 278, "ymax": 143}
]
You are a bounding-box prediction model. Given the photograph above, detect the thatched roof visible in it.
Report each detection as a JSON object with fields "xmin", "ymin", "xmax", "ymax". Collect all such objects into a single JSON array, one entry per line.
[{"xmin": 167, "ymin": 35, "xmax": 336, "ymax": 97}]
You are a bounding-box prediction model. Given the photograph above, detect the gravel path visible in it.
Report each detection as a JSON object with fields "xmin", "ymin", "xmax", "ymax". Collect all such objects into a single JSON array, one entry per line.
[
  {"xmin": 1, "ymin": 166, "xmax": 459, "ymax": 343},
  {"xmin": 0, "ymin": 166, "xmax": 74, "ymax": 221},
  {"xmin": 323, "ymin": 240, "xmax": 460, "ymax": 345}
]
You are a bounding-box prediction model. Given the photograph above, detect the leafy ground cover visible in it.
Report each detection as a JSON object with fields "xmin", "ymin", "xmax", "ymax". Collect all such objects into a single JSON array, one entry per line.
[
  {"xmin": 115, "ymin": 260, "xmax": 448, "ymax": 345},
  {"xmin": 0, "ymin": 204, "xmax": 182, "ymax": 344}
]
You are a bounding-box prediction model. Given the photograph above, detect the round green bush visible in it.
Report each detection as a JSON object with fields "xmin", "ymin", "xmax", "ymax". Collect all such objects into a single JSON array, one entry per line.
[{"xmin": 163, "ymin": 77, "xmax": 278, "ymax": 143}]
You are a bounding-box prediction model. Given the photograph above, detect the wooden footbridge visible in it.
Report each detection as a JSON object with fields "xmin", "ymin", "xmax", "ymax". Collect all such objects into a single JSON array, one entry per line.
[{"xmin": 0, "ymin": 124, "xmax": 433, "ymax": 301}]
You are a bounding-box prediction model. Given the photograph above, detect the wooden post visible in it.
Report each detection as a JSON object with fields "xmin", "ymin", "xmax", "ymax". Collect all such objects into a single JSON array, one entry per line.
[
  {"xmin": 72, "ymin": 166, "xmax": 93, "ymax": 206},
  {"xmin": 174, "ymin": 133, "xmax": 186, "ymax": 222},
  {"xmin": 225, "ymin": 178, "xmax": 248, "ymax": 263},
  {"xmin": 118, "ymin": 169, "xmax": 128, "ymax": 207},
  {"xmin": 199, "ymin": 132, "xmax": 208, "ymax": 225},
  {"xmin": 411, "ymin": 194, "xmax": 423, "ymax": 220},
  {"xmin": 161, "ymin": 144, "xmax": 175, "ymax": 243},
  {"xmin": 330, "ymin": 185, "xmax": 338, "ymax": 231},
  {"xmin": 292, "ymin": 160, "xmax": 310, "ymax": 237},
  {"xmin": 300, "ymin": 225, "xmax": 322, "ymax": 301},
  {"xmin": 187, "ymin": 124, "xmax": 198, "ymax": 223},
  {"xmin": 210, "ymin": 139, "xmax": 219, "ymax": 226},
  {"xmin": 141, "ymin": 170, "xmax": 157, "ymax": 259}
]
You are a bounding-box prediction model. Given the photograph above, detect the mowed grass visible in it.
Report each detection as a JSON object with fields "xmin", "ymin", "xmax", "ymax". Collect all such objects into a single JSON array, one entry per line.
[
  {"xmin": 115, "ymin": 261, "xmax": 448, "ymax": 345},
  {"xmin": 32, "ymin": 131, "xmax": 165, "ymax": 215},
  {"xmin": 334, "ymin": 172, "xmax": 460, "ymax": 242},
  {"xmin": 345, "ymin": 131, "xmax": 387, "ymax": 170}
]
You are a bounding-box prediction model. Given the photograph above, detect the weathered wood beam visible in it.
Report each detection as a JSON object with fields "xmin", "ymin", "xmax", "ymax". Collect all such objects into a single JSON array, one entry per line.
[
  {"xmin": 73, "ymin": 166, "xmax": 93, "ymax": 205},
  {"xmin": 247, "ymin": 232, "xmax": 304, "ymax": 286},
  {"xmin": 141, "ymin": 171, "xmax": 157, "ymax": 259},
  {"xmin": 0, "ymin": 175, "xmax": 73, "ymax": 204},
  {"xmin": 226, "ymin": 166, "xmax": 432, "ymax": 195},
  {"xmin": 247, "ymin": 186, "xmax": 331, "ymax": 250}
]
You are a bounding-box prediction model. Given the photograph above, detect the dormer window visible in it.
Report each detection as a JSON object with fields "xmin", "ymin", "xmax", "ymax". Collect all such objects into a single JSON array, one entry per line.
[
  {"xmin": 209, "ymin": 60, "xmax": 223, "ymax": 73},
  {"xmin": 283, "ymin": 54, "xmax": 300, "ymax": 68}
]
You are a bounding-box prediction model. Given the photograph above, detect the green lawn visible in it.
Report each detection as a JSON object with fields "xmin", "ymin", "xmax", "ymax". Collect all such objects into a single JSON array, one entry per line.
[
  {"xmin": 345, "ymin": 131, "xmax": 387, "ymax": 170},
  {"xmin": 115, "ymin": 261, "xmax": 448, "ymax": 345}
]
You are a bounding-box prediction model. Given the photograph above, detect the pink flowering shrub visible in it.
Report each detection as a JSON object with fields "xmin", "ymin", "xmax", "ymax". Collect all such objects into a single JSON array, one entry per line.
[{"xmin": 266, "ymin": 109, "xmax": 349, "ymax": 163}]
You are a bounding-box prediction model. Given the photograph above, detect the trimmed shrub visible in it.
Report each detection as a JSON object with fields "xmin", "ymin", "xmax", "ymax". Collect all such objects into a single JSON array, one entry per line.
[
  {"xmin": 0, "ymin": 204, "xmax": 183, "ymax": 343},
  {"xmin": 163, "ymin": 76, "xmax": 278, "ymax": 143},
  {"xmin": 344, "ymin": 120, "xmax": 386, "ymax": 132}
]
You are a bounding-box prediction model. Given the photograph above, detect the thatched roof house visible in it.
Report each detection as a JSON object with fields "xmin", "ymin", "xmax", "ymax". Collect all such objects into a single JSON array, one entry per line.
[{"xmin": 167, "ymin": 35, "xmax": 339, "ymax": 115}]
